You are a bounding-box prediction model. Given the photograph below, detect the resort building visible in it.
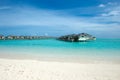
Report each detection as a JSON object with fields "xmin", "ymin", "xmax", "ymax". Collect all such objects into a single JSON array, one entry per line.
[
  {"xmin": 6, "ymin": 35, "xmax": 14, "ymax": 40},
  {"xmin": 19, "ymin": 36, "xmax": 25, "ymax": 39},
  {"xmin": 78, "ymin": 33, "xmax": 93, "ymax": 41},
  {"xmin": 58, "ymin": 33, "xmax": 96, "ymax": 42}
]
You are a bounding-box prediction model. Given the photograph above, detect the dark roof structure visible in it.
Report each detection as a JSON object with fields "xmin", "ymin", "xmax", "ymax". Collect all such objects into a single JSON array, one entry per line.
[{"xmin": 57, "ymin": 33, "xmax": 96, "ymax": 42}]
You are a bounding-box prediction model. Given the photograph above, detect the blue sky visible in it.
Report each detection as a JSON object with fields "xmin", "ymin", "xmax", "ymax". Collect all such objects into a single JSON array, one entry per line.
[{"xmin": 0, "ymin": 0, "xmax": 120, "ymax": 38}]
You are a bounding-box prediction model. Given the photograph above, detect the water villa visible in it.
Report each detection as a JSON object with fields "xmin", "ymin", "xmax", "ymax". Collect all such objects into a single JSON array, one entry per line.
[
  {"xmin": 58, "ymin": 33, "xmax": 96, "ymax": 42},
  {"xmin": 0, "ymin": 33, "xmax": 96, "ymax": 42},
  {"xmin": 0, "ymin": 35, "xmax": 5, "ymax": 40},
  {"xmin": 0, "ymin": 35, "xmax": 53, "ymax": 40}
]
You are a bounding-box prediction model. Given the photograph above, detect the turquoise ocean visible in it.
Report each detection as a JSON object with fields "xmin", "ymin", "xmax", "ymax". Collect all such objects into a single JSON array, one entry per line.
[{"xmin": 0, "ymin": 39, "xmax": 120, "ymax": 61}]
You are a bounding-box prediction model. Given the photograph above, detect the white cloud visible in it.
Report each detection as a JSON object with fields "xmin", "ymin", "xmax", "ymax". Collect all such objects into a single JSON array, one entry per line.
[
  {"xmin": 101, "ymin": 11, "xmax": 120, "ymax": 16},
  {"xmin": 0, "ymin": 6, "xmax": 104, "ymax": 29},
  {"xmin": 100, "ymin": 4, "xmax": 120, "ymax": 17},
  {"xmin": 107, "ymin": 2, "xmax": 117, "ymax": 6},
  {"xmin": 108, "ymin": 11, "xmax": 120, "ymax": 16},
  {"xmin": 98, "ymin": 4, "xmax": 106, "ymax": 8},
  {"xmin": 0, "ymin": 6, "xmax": 120, "ymax": 38},
  {"xmin": 101, "ymin": 13, "xmax": 108, "ymax": 16}
]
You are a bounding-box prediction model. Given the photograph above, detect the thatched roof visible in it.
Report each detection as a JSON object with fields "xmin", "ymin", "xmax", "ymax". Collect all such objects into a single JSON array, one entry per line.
[{"xmin": 58, "ymin": 33, "xmax": 96, "ymax": 42}]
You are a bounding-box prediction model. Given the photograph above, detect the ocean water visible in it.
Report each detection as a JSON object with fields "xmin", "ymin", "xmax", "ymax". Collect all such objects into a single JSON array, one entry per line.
[{"xmin": 0, "ymin": 39, "xmax": 120, "ymax": 59}]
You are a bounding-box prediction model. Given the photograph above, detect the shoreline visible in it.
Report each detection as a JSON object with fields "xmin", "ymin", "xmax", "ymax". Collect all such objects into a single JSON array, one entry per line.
[
  {"xmin": 0, "ymin": 52, "xmax": 120, "ymax": 64},
  {"xmin": 0, "ymin": 47, "xmax": 120, "ymax": 64}
]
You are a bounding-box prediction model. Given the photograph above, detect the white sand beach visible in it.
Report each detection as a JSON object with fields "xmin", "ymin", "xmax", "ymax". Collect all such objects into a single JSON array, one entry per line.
[{"xmin": 0, "ymin": 58, "xmax": 120, "ymax": 80}]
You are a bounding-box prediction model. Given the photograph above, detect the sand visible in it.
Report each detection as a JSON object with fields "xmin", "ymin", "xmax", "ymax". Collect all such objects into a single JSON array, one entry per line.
[{"xmin": 0, "ymin": 58, "xmax": 120, "ymax": 80}]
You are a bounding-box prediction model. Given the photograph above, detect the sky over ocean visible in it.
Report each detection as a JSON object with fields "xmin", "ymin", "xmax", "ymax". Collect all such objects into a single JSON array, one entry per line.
[{"xmin": 0, "ymin": 0, "xmax": 120, "ymax": 38}]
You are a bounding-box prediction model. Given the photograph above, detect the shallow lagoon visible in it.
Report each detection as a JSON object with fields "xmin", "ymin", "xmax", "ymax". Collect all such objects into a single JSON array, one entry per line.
[{"xmin": 0, "ymin": 39, "xmax": 120, "ymax": 61}]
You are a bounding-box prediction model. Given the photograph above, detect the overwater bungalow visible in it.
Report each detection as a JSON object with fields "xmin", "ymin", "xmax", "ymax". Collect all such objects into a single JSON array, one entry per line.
[
  {"xmin": 6, "ymin": 36, "xmax": 19, "ymax": 40},
  {"xmin": 58, "ymin": 33, "xmax": 96, "ymax": 42},
  {"xmin": 19, "ymin": 36, "xmax": 25, "ymax": 39},
  {"xmin": 29, "ymin": 36, "xmax": 33, "ymax": 40},
  {"xmin": 23, "ymin": 36, "xmax": 29, "ymax": 39},
  {"xmin": 0, "ymin": 35, "xmax": 5, "ymax": 40},
  {"xmin": 23, "ymin": 36, "xmax": 33, "ymax": 40},
  {"xmin": 6, "ymin": 35, "xmax": 14, "ymax": 40},
  {"xmin": 0, "ymin": 34, "xmax": 63, "ymax": 40},
  {"xmin": 77, "ymin": 33, "xmax": 94, "ymax": 41},
  {"xmin": 16, "ymin": 36, "xmax": 20, "ymax": 39},
  {"xmin": 12, "ymin": 36, "xmax": 19, "ymax": 39}
]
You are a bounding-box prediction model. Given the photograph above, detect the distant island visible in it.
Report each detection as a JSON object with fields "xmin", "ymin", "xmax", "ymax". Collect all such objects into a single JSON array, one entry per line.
[{"xmin": 0, "ymin": 33, "xmax": 96, "ymax": 42}]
